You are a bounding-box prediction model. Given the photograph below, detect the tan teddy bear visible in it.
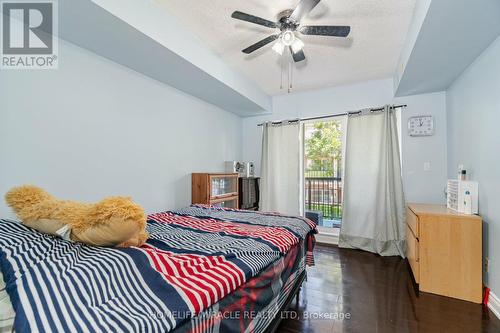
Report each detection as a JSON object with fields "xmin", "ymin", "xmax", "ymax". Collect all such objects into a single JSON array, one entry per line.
[{"xmin": 5, "ymin": 185, "xmax": 148, "ymax": 247}]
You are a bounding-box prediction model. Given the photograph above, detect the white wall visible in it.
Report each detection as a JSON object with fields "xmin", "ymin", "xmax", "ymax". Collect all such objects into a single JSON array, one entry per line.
[
  {"xmin": 393, "ymin": 0, "xmax": 432, "ymax": 91},
  {"xmin": 242, "ymin": 79, "xmax": 448, "ymax": 204},
  {"xmin": 446, "ymin": 35, "xmax": 500, "ymax": 294},
  {"xmin": 0, "ymin": 39, "xmax": 242, "ymax": 216}
]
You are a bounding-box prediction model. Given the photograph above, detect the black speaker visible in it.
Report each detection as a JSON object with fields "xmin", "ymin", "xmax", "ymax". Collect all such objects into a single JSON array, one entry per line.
[{"xmin": 238, "ymin": 177, "xmax": 260, "ymax": 210}]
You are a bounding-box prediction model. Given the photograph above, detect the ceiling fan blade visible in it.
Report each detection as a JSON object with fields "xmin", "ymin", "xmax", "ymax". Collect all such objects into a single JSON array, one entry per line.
[
  {"xmin": 242, "ymin": 35, "xmax": 279, "ymax": 54},
  {"xmin": 289, "ymin": 0, "xmax": 321, "ymax": 23},
  {"xmin": 299, "ymin": 25, "xmax": 351, "ymax": 37},
  {"xmin": 231, "ymin": 11, "xmax": 277, "ymax": 29},
  {"xmin": 290, "ymin": 46, "xmax": 306, "ymax": 62}
]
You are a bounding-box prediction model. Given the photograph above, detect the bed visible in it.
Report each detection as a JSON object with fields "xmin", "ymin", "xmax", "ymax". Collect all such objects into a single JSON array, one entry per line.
[{"xmin": 0, "ymin": 205, "xmax": 316, "ymax": 333}]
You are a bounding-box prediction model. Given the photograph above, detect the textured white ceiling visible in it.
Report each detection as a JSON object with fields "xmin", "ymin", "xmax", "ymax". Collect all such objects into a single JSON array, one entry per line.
[{"xmin": 155, "ymin": 0, "xmax": 416, "ymax": 96}]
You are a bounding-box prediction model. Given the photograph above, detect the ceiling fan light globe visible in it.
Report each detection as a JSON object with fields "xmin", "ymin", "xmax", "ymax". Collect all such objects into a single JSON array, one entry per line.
[
  {"xmin": 272, "ymin": 40, "xmax": 285, "ymax": 55},
  {"xmin": 281, "ymin": 30, "xmax": 295, "ymax": 46},
  {"xmin": 291, "ymin": 38, "xmax": 304, "ymax": 54}
]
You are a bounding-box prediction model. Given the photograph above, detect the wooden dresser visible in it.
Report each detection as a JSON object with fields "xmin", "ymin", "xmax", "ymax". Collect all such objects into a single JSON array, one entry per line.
[
  {"xmin": 192, "ymin": 173, "xmax": 239, "ymax": 208},
  {"xmin": 406, "ymin": 203, "xmax": 482, "ymax": 303}
]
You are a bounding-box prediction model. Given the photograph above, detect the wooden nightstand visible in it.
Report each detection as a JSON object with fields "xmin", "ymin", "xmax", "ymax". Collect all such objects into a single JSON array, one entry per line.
[{"xmin": 406, "ymin": 203, "xmax": 482, "ymax": 303}]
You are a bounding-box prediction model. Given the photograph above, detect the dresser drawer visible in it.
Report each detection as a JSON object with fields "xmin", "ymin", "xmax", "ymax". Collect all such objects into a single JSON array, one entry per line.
[
  {"xmin": 407, "ymin": 207, "xmax": 419, "ymax": 238},
  {"xmin": 407, "ymin": 224, "xmax": 419, "ymax": 283}
]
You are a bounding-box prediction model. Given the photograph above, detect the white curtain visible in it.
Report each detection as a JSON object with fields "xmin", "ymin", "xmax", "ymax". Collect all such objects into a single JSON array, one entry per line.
[
  {"xmin": 339, "ymin": 106, "xmax": 406, "ymax": 257},
  {"xmin": 260, "ymin": 121, "xmax": 301, "ymax": 215}
]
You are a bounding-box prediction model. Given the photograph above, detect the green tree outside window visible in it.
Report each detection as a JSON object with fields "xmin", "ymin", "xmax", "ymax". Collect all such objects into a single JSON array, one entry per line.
[{"xmin": 305, "ymin": 121, "xmax": 342, "ymax": 178}]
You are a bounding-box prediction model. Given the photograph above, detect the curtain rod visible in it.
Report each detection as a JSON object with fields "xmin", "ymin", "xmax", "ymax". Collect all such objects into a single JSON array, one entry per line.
[{"xmin": 257, "ymin": 104, "xmax": 407, "ymax": 127}]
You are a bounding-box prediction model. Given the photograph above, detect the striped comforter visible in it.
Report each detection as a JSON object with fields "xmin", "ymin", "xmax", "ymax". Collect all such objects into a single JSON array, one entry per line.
[{"xmin": 0, "ymin": 205, "xmax": 316, "ymax": 333}]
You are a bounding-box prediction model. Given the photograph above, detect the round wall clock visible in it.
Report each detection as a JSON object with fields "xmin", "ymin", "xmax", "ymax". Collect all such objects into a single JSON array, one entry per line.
[{"xmin": 408, "ymin": 115, "xmax": 434, "ymax": 136}]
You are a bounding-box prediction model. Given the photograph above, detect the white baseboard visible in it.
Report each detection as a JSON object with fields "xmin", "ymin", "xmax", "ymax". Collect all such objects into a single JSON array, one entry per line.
[{"xmin": 488, "ymin": 290, "xmax": 500, "ymax": 320}]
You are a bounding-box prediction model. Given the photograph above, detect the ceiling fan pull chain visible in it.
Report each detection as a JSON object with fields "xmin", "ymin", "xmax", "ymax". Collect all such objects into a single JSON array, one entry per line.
[
  {"xmin": 280, "ymin": 53, "xmax": 284, "ymax": 90},
  {"xmin": 287, "ymin": 60, "xmax": 291, "ymax": 93}
]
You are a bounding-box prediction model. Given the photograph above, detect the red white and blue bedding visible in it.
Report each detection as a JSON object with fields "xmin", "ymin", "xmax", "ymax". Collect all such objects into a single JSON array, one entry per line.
[
  {"xmin": 173, "ymin": 239, "xmax": 307, "ymax": 333},
  {"xmin": 0, "ymin": 205, "xmax": 316, "ymax": 333}
]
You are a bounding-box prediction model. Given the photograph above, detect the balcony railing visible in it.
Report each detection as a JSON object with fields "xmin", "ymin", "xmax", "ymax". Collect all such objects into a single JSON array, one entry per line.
[{"xmin": 305, "ymin": 176, "xmax": 342, "ymax": 220}]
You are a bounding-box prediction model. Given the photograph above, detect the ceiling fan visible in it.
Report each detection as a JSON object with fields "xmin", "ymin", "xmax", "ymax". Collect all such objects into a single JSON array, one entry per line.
[{"xmin": 231, "ymin": 0, "xmax": 351, "ymax": 62}]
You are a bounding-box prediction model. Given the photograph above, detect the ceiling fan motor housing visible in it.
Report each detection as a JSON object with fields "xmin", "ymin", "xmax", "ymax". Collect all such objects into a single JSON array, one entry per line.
[{"xmin": 277, "ymin": 9, "xmax": 299, "ymax": 31}]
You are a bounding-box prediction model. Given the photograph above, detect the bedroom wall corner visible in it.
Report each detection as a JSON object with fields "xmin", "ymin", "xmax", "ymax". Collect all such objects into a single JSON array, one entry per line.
[{"xmin": 445, "ymin": 34, "xmax": 500, "ymax": 299}]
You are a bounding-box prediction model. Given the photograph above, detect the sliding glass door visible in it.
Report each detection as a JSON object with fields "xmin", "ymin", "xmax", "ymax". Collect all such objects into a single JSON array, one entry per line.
[{"xmin": 302, "ymin": 116, "xmax": 347, "ymax": 231}]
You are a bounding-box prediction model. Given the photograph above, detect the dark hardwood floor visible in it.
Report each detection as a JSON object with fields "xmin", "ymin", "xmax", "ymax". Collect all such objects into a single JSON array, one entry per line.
[{"xmin": 277, "ymin": 245, "xmax": 500, "ymax": 333}]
